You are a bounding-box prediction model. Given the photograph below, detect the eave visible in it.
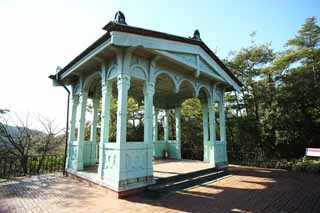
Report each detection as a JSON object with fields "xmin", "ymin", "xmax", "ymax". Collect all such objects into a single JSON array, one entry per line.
[{"xmin": 54, "ymin": 21, "xmax": 242, "ymax": 90}]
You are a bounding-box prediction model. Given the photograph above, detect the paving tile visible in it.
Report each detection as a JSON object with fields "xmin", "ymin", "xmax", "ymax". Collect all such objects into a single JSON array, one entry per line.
[{"xmin": 0, "ymin": 165, "xmax": 320, "ymax": 212}]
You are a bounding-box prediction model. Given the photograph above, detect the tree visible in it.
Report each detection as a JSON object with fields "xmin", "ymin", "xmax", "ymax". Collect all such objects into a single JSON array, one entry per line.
[
  {"xmin": 225, "ymin": 17, "xmax": 320, "ymax": 159},
  {"xmin": 0, "ymin": 112, "xmax": 64, "ymax": 173},
  {"xmin": 225, "ymin": 34, "xmax": 275, "ymax": 155},
  {"xmin": 271, "ymin": 17, "xmax": 320, "ymax": 158}
]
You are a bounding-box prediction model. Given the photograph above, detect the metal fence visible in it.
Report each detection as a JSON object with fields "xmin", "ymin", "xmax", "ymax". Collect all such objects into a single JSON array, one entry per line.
[
  {"xmin": 227, "ymin": 151, "xmax": 286, "ymax": 168},
  {"xmin": 0, "ymin": 154, "xmax": 65, "ymax": 179},
  {"xmin": 181, "ymin": 148, "xmax": 272, "ymax": 167}
]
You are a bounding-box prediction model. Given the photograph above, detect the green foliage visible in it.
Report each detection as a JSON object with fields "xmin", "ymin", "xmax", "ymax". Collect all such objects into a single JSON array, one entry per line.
[
  {"xmin": 226, "ymin": 16, "xmax": 320, "ymax": 160},
  {"xmin": 181, "ymin": 99, "xmax": 203, "ymax": 151}
]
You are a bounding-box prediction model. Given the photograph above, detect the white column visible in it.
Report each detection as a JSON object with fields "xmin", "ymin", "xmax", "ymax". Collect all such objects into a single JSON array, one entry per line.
[
  {"xmin": 115, "ymin": 74, "xmax": 131, "ymax": 146},
  {"xmin": 202, "ymin": 102, "xmax": 209, "ymax": 162},
  {"xmin": 144, "ymin": 82, "xmax": 155, "ymax": 176},
  {"xmin": 208, "ymin": 98, "xmax": 216, "ymax": 166},
  {"xmin": 175, "ymin": 107, "xmax": 182, "ymax": 159},
  {"xmin": 76, "ymin": 91, "xmax": 88, "ymax": 171},
  {"xmin": 98, "ymin": 78, "xmax": 112, "ymax": 177},
  {"xmin": 153, "ymin": 107, "xmax": 158, "ymax": 143},
  {"xmin": 66, "ymin": 95, "xmax": 79, "ymax": 170},
  {"xmin": 164, "ymin": 110, "xmax": 169, "ymax": 142},
  {"xmin": 90, "ymin": 98, "xmax": 99, "ymax": 165},
  {"xmin": 219, "ymin": 98, "xmax": 226, "ymax": 143},
  {"xmin": 144, "ymin": 82, "xmax": 155, "ymax": 144},
  {"xmin": 219, "ymin": 93, "xmax": 227, "ymax": 163}
]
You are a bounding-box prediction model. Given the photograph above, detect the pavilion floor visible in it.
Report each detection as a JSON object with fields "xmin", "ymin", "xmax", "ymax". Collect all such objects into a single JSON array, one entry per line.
[
  {"xmin": 152, "ymin": 159, "xmax": 212, "ymax": 179},
  {"xmin": 77, "ymin": 159, "xmax": 212, "ymax": 181}
]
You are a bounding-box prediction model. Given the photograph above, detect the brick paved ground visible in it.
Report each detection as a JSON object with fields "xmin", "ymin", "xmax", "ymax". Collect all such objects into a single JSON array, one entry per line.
[{"xmin": 1, "ymin": 165, "xmax": 320, "ymax": 213}]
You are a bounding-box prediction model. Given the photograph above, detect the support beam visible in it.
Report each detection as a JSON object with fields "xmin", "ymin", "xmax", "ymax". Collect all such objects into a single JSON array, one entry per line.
[{"xmin": 76, "ymin": 91, "xmax": 88, "ymax": 171}]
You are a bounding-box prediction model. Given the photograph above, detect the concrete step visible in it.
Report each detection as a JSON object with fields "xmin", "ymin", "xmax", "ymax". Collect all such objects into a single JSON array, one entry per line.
[
  {"xmin": 146, "ymin": 168, "xmax": 229, "ymax": 198},
  {"xmin": 154, "ymin": 167, "xmax": 220, "ymax": 185}
]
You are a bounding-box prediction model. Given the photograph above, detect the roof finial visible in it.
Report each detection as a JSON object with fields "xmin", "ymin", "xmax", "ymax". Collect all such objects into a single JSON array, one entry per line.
[
  {"xmin": 114, "ymin": 11, "xmax": 127, "ymax": 25},
  {"xmin": 192, "ymin": 29, "xmax": 201, "ymax": 41}
]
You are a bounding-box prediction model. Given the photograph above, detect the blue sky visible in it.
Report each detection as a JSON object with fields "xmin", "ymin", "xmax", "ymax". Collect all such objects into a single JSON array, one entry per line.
[
  {"xmin": 0, "ymin": 0, "xmax": 319, "ymax": 128},
  {"xmin": 112, "ymin": 0, "xmax": 320, "ymax": 57}
]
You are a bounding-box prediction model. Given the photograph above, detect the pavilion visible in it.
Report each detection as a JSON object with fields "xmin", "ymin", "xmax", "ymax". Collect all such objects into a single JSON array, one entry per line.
[{"xmin": 50, "ymin": 11, "xmax": 241, "ymax": 197}]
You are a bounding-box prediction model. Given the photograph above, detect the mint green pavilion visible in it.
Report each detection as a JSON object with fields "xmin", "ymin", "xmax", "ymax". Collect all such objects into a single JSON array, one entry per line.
[{"xmin": 50, "ymin": 12, "xmax": 241, "ymax": 194}]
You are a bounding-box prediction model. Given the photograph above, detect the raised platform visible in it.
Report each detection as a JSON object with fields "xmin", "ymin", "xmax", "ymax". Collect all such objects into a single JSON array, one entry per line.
[
  {"xmin": 68, "ymin": 159, "xmax": 221, "ymax": 198},
  {"xmin": 153, "ymin": 159, "xmax": 213, "ymax": 179}
]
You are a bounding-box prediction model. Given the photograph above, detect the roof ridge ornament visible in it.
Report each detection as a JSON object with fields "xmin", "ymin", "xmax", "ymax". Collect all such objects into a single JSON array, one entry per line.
[
  {"xmin": 192, "ymin": 29, "xmax": 201, "ymax": 41},
  {"xmin": 114, "ymin": 11, "xmax": 127, "ymax": 25}
]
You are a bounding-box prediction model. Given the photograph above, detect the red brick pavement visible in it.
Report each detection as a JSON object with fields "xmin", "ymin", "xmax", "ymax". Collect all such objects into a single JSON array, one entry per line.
[{"xmin": 1, "ymin": 165, "xmax": 320, "ymax": 213}]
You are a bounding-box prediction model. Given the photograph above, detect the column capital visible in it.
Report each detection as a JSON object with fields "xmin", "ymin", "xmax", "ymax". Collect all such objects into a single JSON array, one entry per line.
[
  {"xmin": 79, "ymin": 91, "xmax": 88, "ymax": 99},
  {"xmin": 117, "ymin": 74, "xmax": 131, "ymax": 90},
  {"xmin": 102, "ymin": 80, "xmax": 113, "ymax": 95},
  {"xmin": 71, "ymin": 95, "xmax": 79, "ymax": 104},
  {"xmin": 201, "ymin": 102, "xmax": 208, "ymax": 109},
  {"xmin": 143, "ymin": 82, "xmax": 155, "ymax": 96}
]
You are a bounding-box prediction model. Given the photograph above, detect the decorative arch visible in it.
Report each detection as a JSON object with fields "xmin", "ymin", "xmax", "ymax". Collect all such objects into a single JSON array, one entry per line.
[
  {"xmin": 197, "ymin": 85, "xmax": 212, "ymax": 101},
  {"xmin": 107, "ymin": 64, "xmax": 118, "ymax": 80},
  {"xmin": 213, "ymin": 87, "xmax": 223, "ymax": 103},
  {"xmin": 176, "ymin": 79, "xmax": 197, "ymax": 98},
  {"xmin": 83, "ymin": 71, "xmax": 102, "ymax": 92},
  {"xmin": 153, "ymin": 70, "xmax": 178, "ymax": 93},
  {"xmin": 129, "ymin": 64, "xmax": 148, "ymax": 80}
]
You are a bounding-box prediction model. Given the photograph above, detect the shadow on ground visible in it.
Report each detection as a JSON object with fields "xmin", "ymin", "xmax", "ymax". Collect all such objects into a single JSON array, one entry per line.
[
  {"xmin": 125, "ymin": 166, "xmax": 320, "ymax": 212},
  {"xmin": 1, "ymin": 166, "xmax": 320, "ymax": 212}
]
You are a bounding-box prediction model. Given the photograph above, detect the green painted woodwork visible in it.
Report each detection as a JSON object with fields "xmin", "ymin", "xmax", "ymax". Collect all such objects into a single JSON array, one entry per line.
[
  {"xmin": 152, "ymin": 108, "xmax": 158, "ymax": 143},
  {"xmin": 90, "ymin": 98, "xmax": 99, "ymax": 165},
  {"xmin": 208, "ymin": 99, "xmax": 216, "ymax": 166},
  {"xmin": 98, "ymin": 66, "xmax": 112, "ymax": 177},
  {"xmin": 63, "ymin": 44, "xmax": 232, "ymax": 191},
  {"xmin": 164, "ymin": 110, "xmax": 169, "ymax": 142},
  {"xmin": 153, "ymin": 141, "xmax": 168, "ymax": 158},
  {"xmin": 174, "ymin": 107, "xmax": 182, "ymax": 159},
  {"xmin": 202, "ymin": 103, "xmax": 210, "ymax": 162},
  {"xmin": 76, "ymin": 90, "xmax": 88, "ymax": 171},
  {"xmin": 66, "ymin": 95, "xmax": 79, "ymax": 170}
]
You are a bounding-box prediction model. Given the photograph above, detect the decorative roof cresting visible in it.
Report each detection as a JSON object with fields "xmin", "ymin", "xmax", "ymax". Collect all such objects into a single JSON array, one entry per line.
[
  {"xmin": 114, "ymin": 11, "xmax": 127, "ymax": 25},
  {"xmin": 192, "ymin": 29, "xmax": 201, "ymax": 41}
]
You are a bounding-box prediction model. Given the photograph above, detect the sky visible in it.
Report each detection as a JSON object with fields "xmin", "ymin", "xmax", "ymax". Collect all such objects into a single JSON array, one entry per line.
[{"xmin": 0, "ymin": 0, "xmax": 319, "ymax": 129}]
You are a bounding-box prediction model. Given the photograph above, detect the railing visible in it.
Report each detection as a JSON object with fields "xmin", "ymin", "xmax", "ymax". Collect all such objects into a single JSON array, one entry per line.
[
  {"xmin": 0, "ymin": 154, "xmax": 65, "ymax": 179},
  {"xmin": 227, "ymin": 151, "xmax": 261, "ymax": 166}
]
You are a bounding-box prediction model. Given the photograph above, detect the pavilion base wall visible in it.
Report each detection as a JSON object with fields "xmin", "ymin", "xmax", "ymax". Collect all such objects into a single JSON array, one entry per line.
[
  {"xmin": 214, "ymin": 141, "xmax": 228, "ymax": 168},
  {"xmin": 66, "ymin": 141, "xmax": 155, "ymax": 197},
  {"xmin": 100, "ymin": 142, "xmax": 154, "ymax": 190},
  {"xmin": 68, "ymin": 172, "xmax": 148, "ymax": 198},
  {"xmin": 153, "ymin": 140, "xmax": 181, "ymax": 159},
  {"xmin": 153, "ymin": 141, "xmax": 168, "ymax": 158}
]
